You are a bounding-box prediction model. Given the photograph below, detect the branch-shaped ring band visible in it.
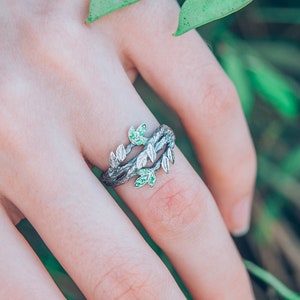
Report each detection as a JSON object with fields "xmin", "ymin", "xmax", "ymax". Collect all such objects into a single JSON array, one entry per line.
[{"xmin": 101, "ymin": 124, "xmax": 175, "ymax": 187}]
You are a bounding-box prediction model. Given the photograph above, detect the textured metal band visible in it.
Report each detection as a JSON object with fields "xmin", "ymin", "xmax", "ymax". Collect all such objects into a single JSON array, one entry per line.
[{"xmin": 101, "ymin": 124, "xmax": 175, "ymax": 187}]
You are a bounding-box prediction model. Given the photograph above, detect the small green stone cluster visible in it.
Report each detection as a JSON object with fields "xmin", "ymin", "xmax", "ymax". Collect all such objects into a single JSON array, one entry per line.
[
  {"xmin": 128, "ymin": 124, "xmax": 148, "ymax": 146},
  {"xmin": 135, "ymin": 168, "xmax": 156, "ymax": 187}
]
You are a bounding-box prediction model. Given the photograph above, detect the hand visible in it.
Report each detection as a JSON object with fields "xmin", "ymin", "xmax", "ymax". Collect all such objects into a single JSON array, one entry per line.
[{"xmin": 0, "ymin": 0, "xmax": 256, "ymax": 299}]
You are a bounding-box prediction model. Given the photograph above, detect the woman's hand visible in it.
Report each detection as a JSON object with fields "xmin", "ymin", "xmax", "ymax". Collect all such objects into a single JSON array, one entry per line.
[{"xmin": 0, "ymin": 0, "xmax": 256, "ymax": 299}]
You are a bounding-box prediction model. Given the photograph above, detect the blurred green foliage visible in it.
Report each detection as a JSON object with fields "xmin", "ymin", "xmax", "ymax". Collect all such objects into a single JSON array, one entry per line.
[
  {"xmin": 202, "ymin": 1, "xmax": 300, "ymax": 298},
  {"xmin": 17, "ymin": 1, "xmax": 300, "ymax": 299}
]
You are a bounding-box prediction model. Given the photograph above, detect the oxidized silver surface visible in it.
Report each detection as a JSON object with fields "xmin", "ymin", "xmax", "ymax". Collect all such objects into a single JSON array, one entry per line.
[{"xmin": 101, "ymin": 124, "xmax": 175, "ymax": 187}]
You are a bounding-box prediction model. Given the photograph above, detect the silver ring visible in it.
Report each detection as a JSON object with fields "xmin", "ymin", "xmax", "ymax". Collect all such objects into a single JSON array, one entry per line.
[{"xmin": 101, "ymin": 124, "xmax": 175, "ymax": 187}]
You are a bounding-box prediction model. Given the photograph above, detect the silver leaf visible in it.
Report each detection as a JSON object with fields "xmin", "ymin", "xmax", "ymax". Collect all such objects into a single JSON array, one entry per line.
[
  {"xmin": 136, "ymin": 152, "xmax": 148, "ymax": 169},
  {"xmin": 162, "ymin": 155, "xmax": 170, "ymax": 173},
  {"xmin": 146, "ymin": 144, "xmax": 156, "ymax": 163},
  {"xmin": 167, "ymin": 148, "xmax": 175, "ymax": 163},
  {"xmin": 109, "ymin": 152, "xmax": 119, "ymax": 168},
  {"xmin": 116, "ymin": 144, "xmax": 126, "ymax": 162}
]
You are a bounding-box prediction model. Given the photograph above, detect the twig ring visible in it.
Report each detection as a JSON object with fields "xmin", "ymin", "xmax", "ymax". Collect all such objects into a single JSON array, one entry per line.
[{"xmin": 101, "ymin": 124, "xmax": 175, "ymax": 187}]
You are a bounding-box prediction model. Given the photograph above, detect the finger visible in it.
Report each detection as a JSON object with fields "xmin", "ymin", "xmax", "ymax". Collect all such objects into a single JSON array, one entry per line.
[
  {"xmin": 0, "ymin": 26, "xmax": 184, "ymax": 299},
  {"xmin": 121, "ymin": 0, "xmax": 256, "ymax": 235},
  {"xmin": 79, "ymin": 72, "xmax": 254, "ymax": 299},
  {"xmin": 6, "ymin": 139, "xmax": 184, "ymax": 299},
  {"xmin": 0, "ymin": 202, "xmax": 64, "ymax": 299}
]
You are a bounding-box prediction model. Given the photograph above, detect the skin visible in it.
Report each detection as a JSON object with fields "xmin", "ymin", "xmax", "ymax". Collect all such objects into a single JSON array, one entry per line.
[{"xmin": 0, "ymin": 0, "xmax": 256, "ymax": 299}]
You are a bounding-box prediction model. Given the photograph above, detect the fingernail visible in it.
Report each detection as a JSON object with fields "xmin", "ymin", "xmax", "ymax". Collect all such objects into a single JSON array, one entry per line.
[
  {"xmin": 231, "ymin": 198, "xmax": 252, "ymax": 237},
  {"xmin": 232, "ymin": 226, "xmax": 250, "ymax": 237}
]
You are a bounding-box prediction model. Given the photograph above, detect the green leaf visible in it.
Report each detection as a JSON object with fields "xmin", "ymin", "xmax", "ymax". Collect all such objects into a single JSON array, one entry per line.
[
  {"xmin": 136, "ymin": 123, "xmax": 147, "ymax": 137},
  {"xmin": 219, "ymin": 42, "xmax": 254, "ymax": 118},
  {"xmin": 86, "ymin": 0, "xmax": 140, "ymax": 24},
  {"xmin": 174, "ymin": 0, "xmax": 252, "ymax": 36},
  {"xmin": 148, "ymin": 172, "xmax": 156, "ymax": 187},
  {"xmin": 135, "ymin": 175, "xmax": 148, "ymax": 187},
  {"xmin": 128, "ymin": 124, "xmax": 148, "ymax": 145},
  {"xmin": 128, "ymin": 126, "xmax": 136, "ymax": 143},
  {"xmin": 246, "ymin": 54, "xmax": 299, "ymax": 118},
  {"xmin": 135, "ymin": 136, "xmax": 148, "ymax": 146},
  {"xmin": 248, "ymin": 41, "xmax": 300, "ymax": 74},
  {"xmin": 244, "ymin": 260, "xmax": 300, "ymax": 300},
  {"xmin": 138, "ymin": 168, "xmax": 151, "ymax": 176},
  {"xmin": 281, "ymin": 147, "xmax": 300, "ymax": 176}
]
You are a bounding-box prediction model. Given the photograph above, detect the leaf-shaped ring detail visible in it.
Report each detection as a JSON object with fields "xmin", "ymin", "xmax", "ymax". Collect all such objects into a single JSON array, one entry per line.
[{"xmin": 101, "ymin": 124, "xmax": 175, "ymax": 187}]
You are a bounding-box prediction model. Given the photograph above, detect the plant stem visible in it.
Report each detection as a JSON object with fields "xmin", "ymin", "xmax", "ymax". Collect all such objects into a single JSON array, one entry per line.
[{"xmin": 244, "ymin": 259, "xmax": 300, "ymax": 300}]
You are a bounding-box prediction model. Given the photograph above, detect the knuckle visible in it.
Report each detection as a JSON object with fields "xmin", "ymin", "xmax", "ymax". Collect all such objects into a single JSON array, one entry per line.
[
  {"xmin": 145, "ymin": 174, "xmax": 209, "ymax": 239},
  {"xmin": 93, "ymin": 255, "xmax": 161, "ymax": 300},
  {"xmin": 199, "ymin": 67, "xmax": 240, "ymax": 126}
]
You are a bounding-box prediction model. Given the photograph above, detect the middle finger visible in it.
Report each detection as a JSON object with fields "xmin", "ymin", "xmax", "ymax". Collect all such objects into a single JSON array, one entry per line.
[{"xmin": 79, "ymin": 67, "xmax": 254, "ymax": 299}]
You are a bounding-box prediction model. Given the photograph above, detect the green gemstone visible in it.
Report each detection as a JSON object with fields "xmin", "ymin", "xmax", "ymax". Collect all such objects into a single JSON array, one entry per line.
[
  {"xmin": 135, "ymin": 137, "xmax": 148, "ymax": 146},
  {"xmin": 148, "ymin": 173, "xmax": 156, "ymax": 187},
  {"xmin": 135, "ymin": 138, "xmax": 142, "ymax": 146},
  {"xmin": 137, "ymin": 124, "xmax": 147, "ymax": 136},
  {"xmin": 128, "ymin": 127, "xmax": 136, "ymax": 143},
  {"xmin": 135, "ymin": 175, "xmax": 148, "ymax": 187},
  {"xmin": 138, "ymin": 168, "xmax": 150, "ymax": 176}
]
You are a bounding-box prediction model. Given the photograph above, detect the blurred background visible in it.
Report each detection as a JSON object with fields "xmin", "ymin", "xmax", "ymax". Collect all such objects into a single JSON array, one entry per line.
[{"xmin": 18, "ymin": 0, "xmax": 300, "ymax": 299}]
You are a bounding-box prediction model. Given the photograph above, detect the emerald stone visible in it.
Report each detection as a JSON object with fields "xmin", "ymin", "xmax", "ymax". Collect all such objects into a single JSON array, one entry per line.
[
  {"xmin": 135, "ymin": 175, "xmax": 148, "ymax": 187},
  {"xmin": 148, "ymin": 173, "xmax": 156, "ymax": 187},
  {"xmin": 137, "ymin": 124, "xmax": 147, "ymax": 136}
]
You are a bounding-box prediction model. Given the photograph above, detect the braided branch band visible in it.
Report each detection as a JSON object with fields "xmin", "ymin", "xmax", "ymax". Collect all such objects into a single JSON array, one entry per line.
[{"xmin": 101, "ymin": 124, "xmax": 175, "ymax": 187}]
